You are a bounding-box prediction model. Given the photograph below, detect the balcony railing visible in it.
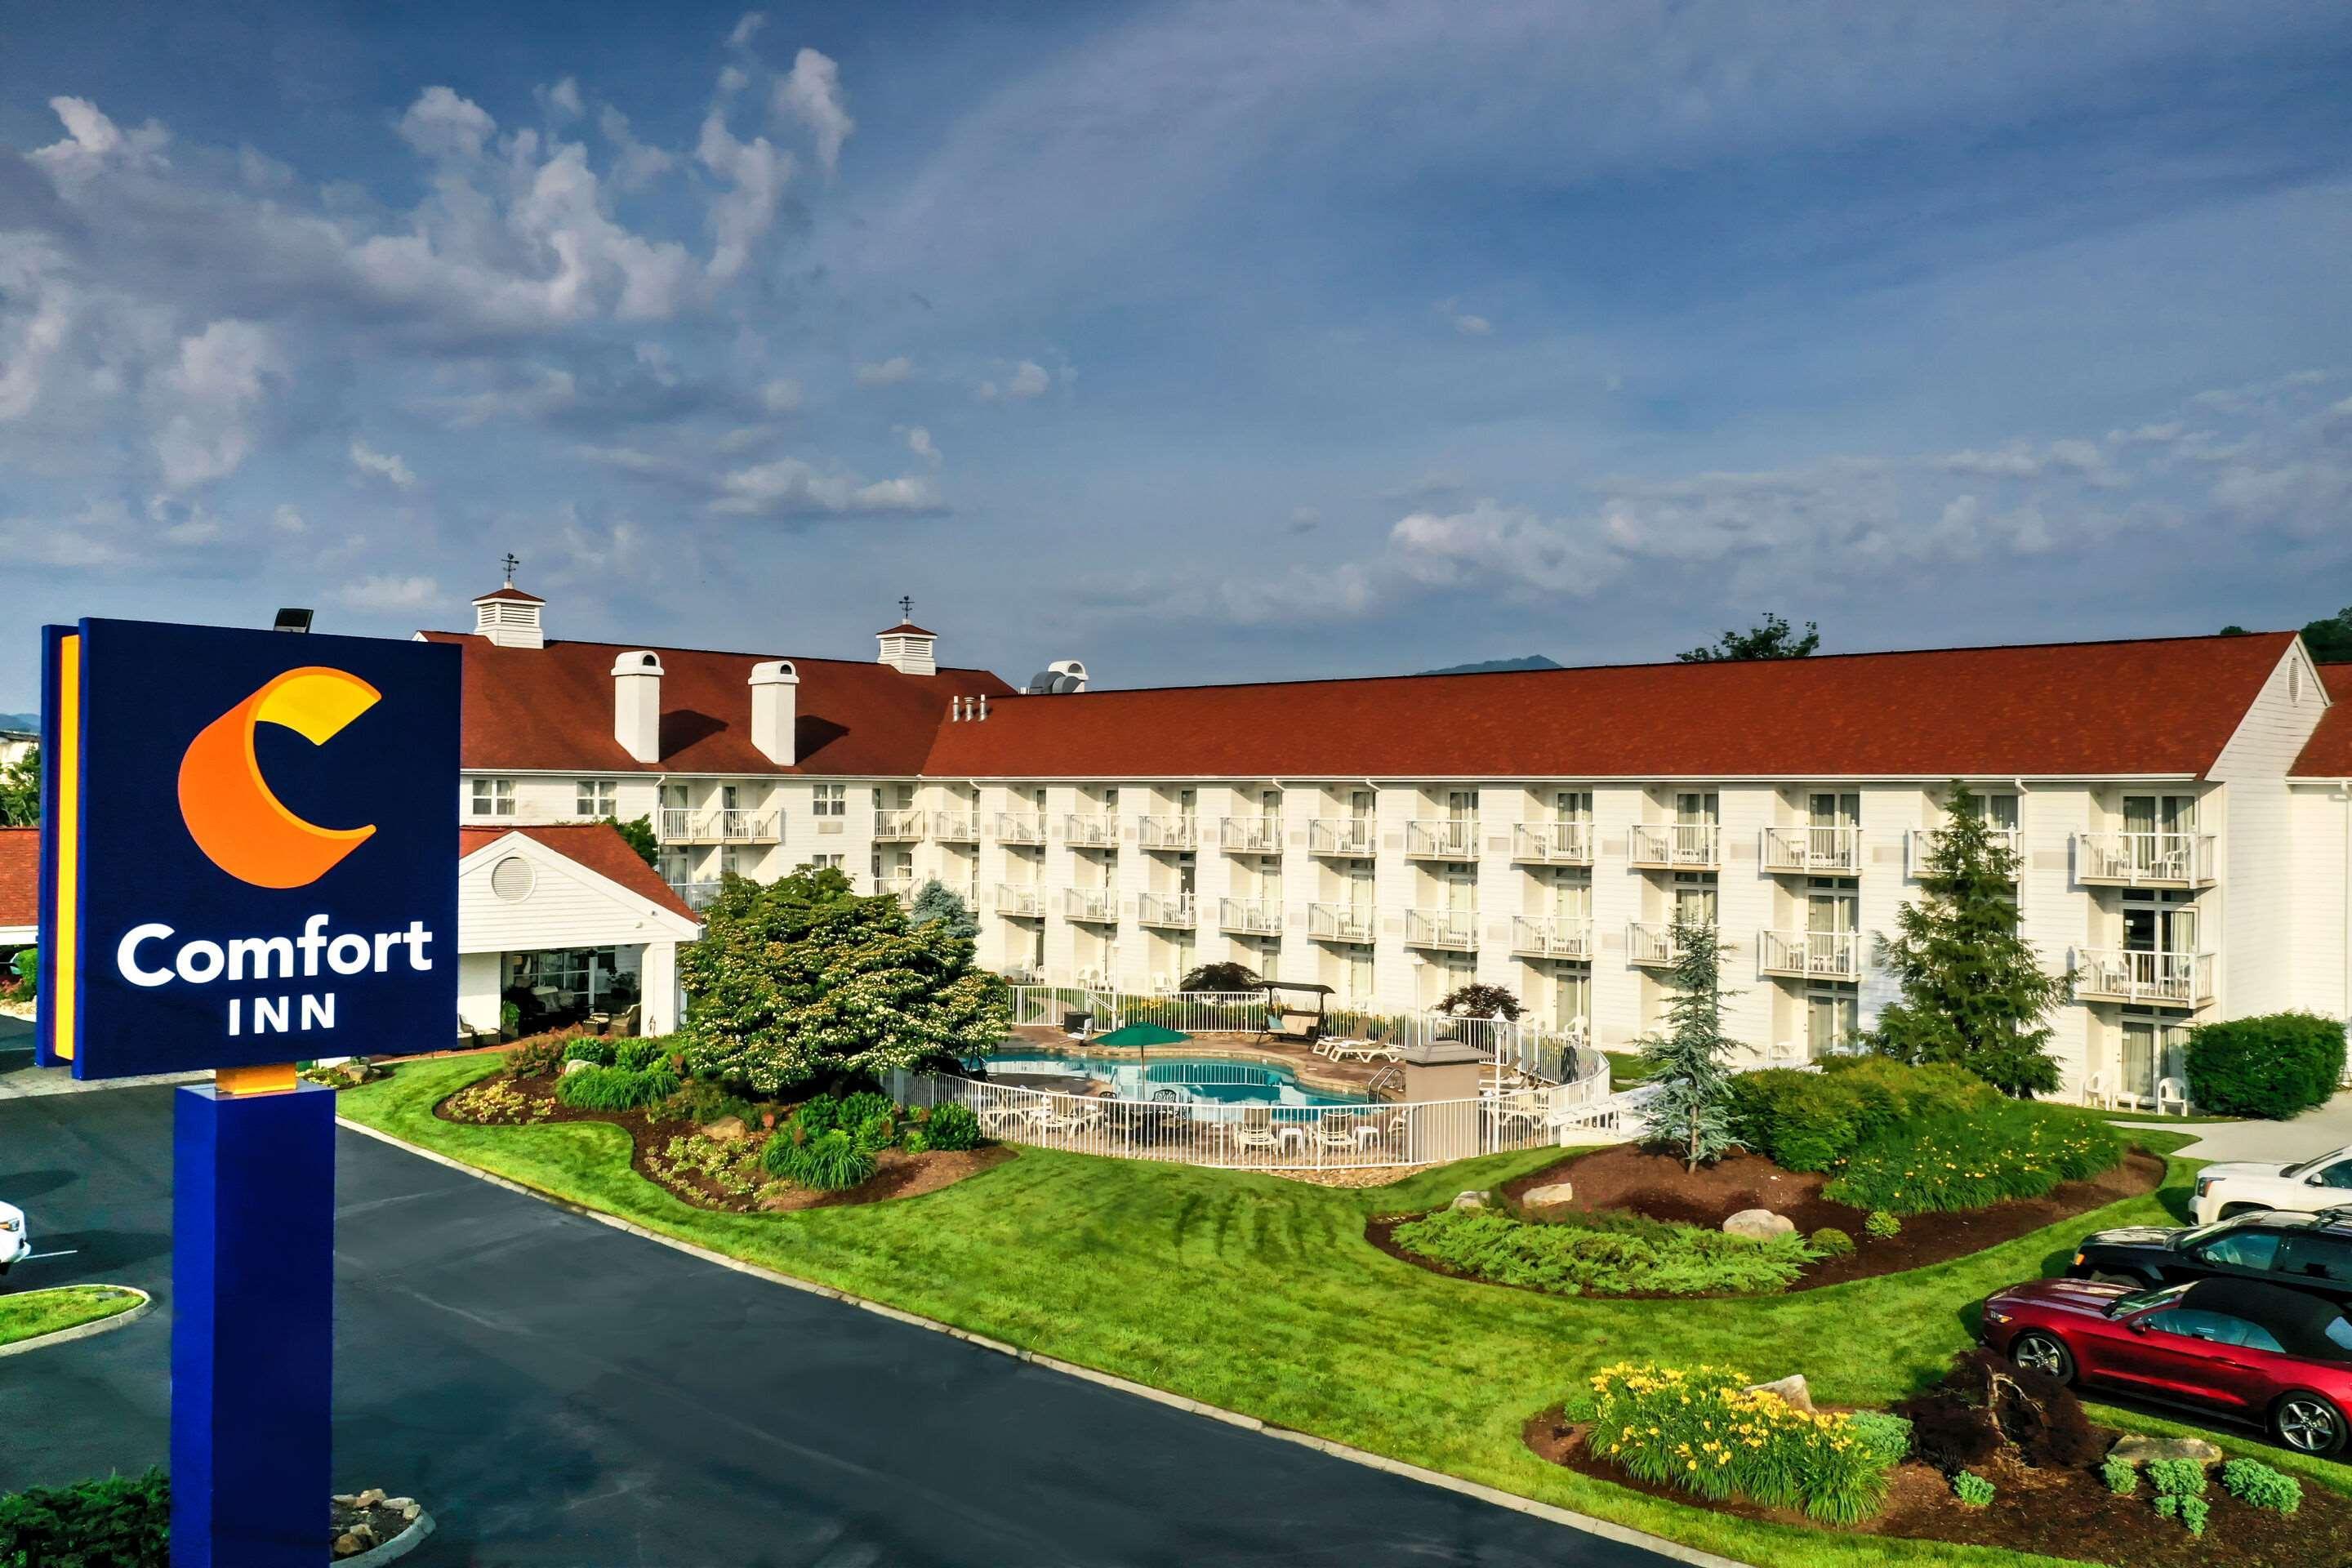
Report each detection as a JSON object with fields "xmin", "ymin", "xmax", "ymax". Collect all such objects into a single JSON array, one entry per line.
[
  {"xmin": 1218, "ymin": 817, "xmax": 1284, "ymax": 854},
  {"xmin": 1404, "ymin": 818, "xmax": 1480, "ymax": 860},
  {"xmin": 1138, "ymin": 816, "xmax": 1200, "ymax": 851},
  {"xmin": 2074, "ymin": 948, "xmax": 2215, "ymax": 1009},
  {"xmin": 1403, "ymin": 907, "xmax": 1477, "ymax": 950},
  {"xmin": 1063, "ymin": 812, "xmax": 1120, "ymax": 848},
  {"xmin": 1511, "ymin": 822, "xmax": 1594, "ymax": 864},
  {"xmin": 875, "ymin": 874, "xmax": 915, "ymax": 902},
  {"xmin": 1510, "ymin": 914, "xmax": 1595, "ymax": 958},
  {"xmin": 933, "ymin": 812, "xmax": 982, "ymax": 843},
  {"xmin": 1628, "ymin": 920, "xmax": 1715, "ymax": 967},
  {"xmin": 1628, "ymin": 823, "xmax": 1721, "ymax": 869},
  {"xmin": 657, "ymin": 808, "xmax": 779, "ymax": 844},
  {"xmin": 1307, "ymin": 902, "xmax": 1375, "ymax": 942},
  {"xmin": 995, "ymin": 812, "xmax": 1048, "ymax": 844},
  {"xmin": 1218, "ymin": 898, "xmax": 1283, "ymax": 935},
  {"xmin": 1064, "ymin": 888, "xmax": 1119, "ymax": 922},
  {"xmin": 667, "ymin": 879, "xmax": 724, "ymax": 910},
  {"xmin": 2074, "ymin": 832, "xmax": 2217, "ymax": 889},
  {"xmin": 1760, "ymin": 826, "xmax": 1861, "ymax": 876},
  {"xmin": 1307, "ymin": 818, "xmax": 1375, "ymax": 857},
  {"xmin": 1136, "ymin": 891, "xmax": 1197, "ymax": 928},
  {"xmin": 874, "ymin": 808, "xmax": 927, "ymax": 841},
  {"xmin": 995, "ymin": 883, "xmax": 1045, "ymax": 917},
  {"xmin": 1907, "ymin": 826, "xmax": 2024, "ymax": 877},
  {"xmin": 1759, "ymin": 929, "xmax": 1861, "ymax": 981}
]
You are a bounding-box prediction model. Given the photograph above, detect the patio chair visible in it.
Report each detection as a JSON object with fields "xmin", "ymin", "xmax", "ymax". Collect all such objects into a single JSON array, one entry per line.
[
  {"xmin": 1315, "ymin": 1111, "xmax": 1363, "ymax": 1155},
  {"xmin": 1233, "ymin": 1107, "xmax": 1283, "ymax": 1160},
  {"xmin": 2078, "ymin": 1071, "xmax": 2109, "ymax": 1110},
  {"xmin": 2156, "ymin": 1076, "xmax": 2190, "ymax": 1116}
]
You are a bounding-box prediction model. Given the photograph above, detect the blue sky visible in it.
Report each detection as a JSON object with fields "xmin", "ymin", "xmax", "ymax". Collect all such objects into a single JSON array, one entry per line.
[{"xmin": 2, "ymin": 1, "xmax": 2350, "ymax": 708}]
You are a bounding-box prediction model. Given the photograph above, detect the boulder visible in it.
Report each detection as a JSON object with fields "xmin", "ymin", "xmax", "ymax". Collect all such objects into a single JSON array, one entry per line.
[
  {"xmin": 354, "ymin": 1488, "xmax": 385, "ymax": 1508},
  {"xmin": 1450, "ymin": 1190, "xmax": 1490, "ymax": 1212},
  {"xmin": 701, "ymin": 1116, "xmax": 749, "ymax": 1143},
  {"xmin": 1723, "ymin": 1208, "xmax": 1796, "ymax": 1241},
  {"xmin": 2107, "ymin": 1433, "xmax": 2221, "ymax": 1466},
  {"xmin": 383, "ymin": 1497, "xmax": 416, "ymax": 1512},
  {"xmin": 1744, "ymin": 1374, "xmax": 1815, "ymax": 1413},
  {"xmin": 333, "ymin": 1535, "xmax": 365, "ymax": 1558},
  {"xmin": 560, "ymin": 1058, "xmax": 595, "ymax": 1076},
  {"xmin": 1517, "ymin": 1182, "xmax": 1577, "ymax": 1218}
]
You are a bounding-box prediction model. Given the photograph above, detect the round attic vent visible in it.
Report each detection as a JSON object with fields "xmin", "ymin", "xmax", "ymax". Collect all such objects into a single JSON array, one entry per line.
[{"xmin": 490, "ymin": 855, "xmax": 535, "ymax": 902}]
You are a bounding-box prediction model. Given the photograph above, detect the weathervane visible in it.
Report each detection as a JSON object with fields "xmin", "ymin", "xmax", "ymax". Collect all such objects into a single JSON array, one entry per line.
[
  {"xmin": 898, "ymin": 594, "xmax": 914, "ymax": 623},
  {"xmin": 501, "ymin": 552, "xmax": 520, "ymax": 586}
]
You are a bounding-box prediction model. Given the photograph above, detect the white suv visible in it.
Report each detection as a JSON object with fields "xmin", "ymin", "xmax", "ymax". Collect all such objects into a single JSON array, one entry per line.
[
  {"xmin": 0, "ymin": 1201, "xmax": 25, "ymax": 1275},
  {"xmin": 2193, "ymin": 1145, "xmax": 2352, "ymax": 1225}
]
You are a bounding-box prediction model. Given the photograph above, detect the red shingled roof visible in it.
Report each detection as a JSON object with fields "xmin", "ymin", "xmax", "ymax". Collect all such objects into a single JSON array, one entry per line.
[
  {"xmin": 459, "ymin": 822, "xmax": 700, "ymax": 922},
  {"xmin": 474, "ymin": 585, "xmax": 546, "ymax": 604},
  {"xmin": 420, "ymin": 632, "xmax": 1014, "ymax": 775},
  {"xmin": 877, "ymin": 621, "xmax": 936, "ymax": 637},
  {"xmin": 2292, "ymin": 664, "xmax": 2352, "ymax": 777},
  {"xmin": 0, "ymin": 826, "xmax": 33, "ymax": 930},
  {"xmin": 920, "ymin": 632, "xmax": 2299, "ymax": 781}
]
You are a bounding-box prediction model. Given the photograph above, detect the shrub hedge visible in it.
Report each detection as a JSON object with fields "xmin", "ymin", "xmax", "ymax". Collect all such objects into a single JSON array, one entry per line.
[
  {"xmin": 1728, "ymin": 1059, "xmax": 1994, "ymax": 1173},
  {"xmin": 1823, "ymin": 1101, "xmax": 2123, "ymax": 1215},
  {"xmin": 0, "ymin": 1469, "xmax": 168, "ymax": 1567},
  {"xmin": 920, "ymin": 1102, "xmax": 982, "ymax": 1152},
  {"xmin": 1391, "ymin": 1206, "xmax": 1816, "ymax": 1298},
  {"xmin": 552, "ymin": 1064, "xmax": 680, "ymax": 1111},
  {"xmin": 2185, "ymin": 1012, "xmax": 2347, "ymax": 1120},
  {"xmin": 1583, "ymin": 1362, "xmax": 1895, "ymax": 1524}
]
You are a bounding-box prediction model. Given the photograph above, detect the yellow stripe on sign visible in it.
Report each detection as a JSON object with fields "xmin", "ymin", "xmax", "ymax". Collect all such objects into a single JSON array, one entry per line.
[{"xmin": 53, "ymin": 632, "xmax": 79, "ymax": 1062}]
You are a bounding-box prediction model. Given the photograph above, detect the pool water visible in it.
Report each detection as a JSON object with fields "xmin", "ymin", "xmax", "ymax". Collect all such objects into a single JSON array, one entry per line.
[{"xmin": 977, "ymin": 1051, "xmax": 1372, "ymax": 1107}]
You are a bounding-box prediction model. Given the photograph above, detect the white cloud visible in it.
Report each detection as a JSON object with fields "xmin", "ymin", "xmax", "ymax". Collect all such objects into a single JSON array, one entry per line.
[
  {"xmin": 902, "ymin": 425, "xmax": 940, "ymax": 465},
  {"xmin": 348, "ymin": 438, "xmax": 416, "ymax": 488},
  {"xmin": 1434, "ymin": 298, "xmax": 1490, "ymax": 336},
  {"xmin": 338, "ymin": 574, "xmax": 441, "ymax": 611},
  {"xmin": 760, "ymin": 377, "xmax": 803, "ymax": 412},
  {"xmin": 976, "ymin": 359, "xmax": 1050, "ymax": 400},
  {"xmin": 710, "ymin": 457, "xmax": 940, "ymax": 516},
  {"xmin": 397, "ymin": 87, "xmax": 497, "ymax": 162},
  {"xmin": 727, "ymin": 11, "xmax": 767, "ymax": 49},
  {"xmin": 539, "ymin": 78, "xmax": 584, "ymax": 120},
  {"xmin": 855, "ymin": 355, "xmax": 914, "ymax": 388},
  {"xmin": 695, "ymin": 109, "xmax": 794, "ymax": 282},
  {"xmin": 596, "ymin": 105, "xmax": 675, "ymax": 192},
  {"xmin": 777, "ymin": 49, "xmax": 854, "ymax": 177},
  {"xmin": 150, "ymin": 319, "xmax": 285, "ymax": 489},
  {"xmin": 272, "ymin": 503, "xmax": 306, "ymax": 532}
]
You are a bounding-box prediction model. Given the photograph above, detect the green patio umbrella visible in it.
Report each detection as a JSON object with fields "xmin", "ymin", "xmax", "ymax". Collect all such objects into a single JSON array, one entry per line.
[{"xmin": 1093, "ymin": 1022, "xmax": 1189, "ymax": 1078}]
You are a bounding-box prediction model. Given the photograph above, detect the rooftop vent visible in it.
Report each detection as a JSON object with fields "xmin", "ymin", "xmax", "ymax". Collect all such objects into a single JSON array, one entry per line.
[{"xmin": 1023, "ymin": 659, "xmax": 1088, "ymax": 694}]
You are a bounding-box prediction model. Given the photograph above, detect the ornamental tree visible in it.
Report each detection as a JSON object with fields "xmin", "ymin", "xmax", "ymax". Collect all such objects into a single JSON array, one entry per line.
[
  {"xmin": 906, "ymin": 877, "xmax": 980, "ymax": 941},
  {"xmin": 1634, "ymin": 916, "xmax": 1743, "ymax": 1171},
  {"xmin": 678, "ymin": 866, "xmax": 1007, "ymax": 1096},
  {"xmin": 1437, "ymin": 982, "xmax": 1522, "ymax": 1022},
  {"xmin": 1868, "ymin": 783, "xmax": 2062, "ymax": 1097},
  {"xmin": 1179, "ymin": 960, "xmax": 1261, "ymax": 992}
]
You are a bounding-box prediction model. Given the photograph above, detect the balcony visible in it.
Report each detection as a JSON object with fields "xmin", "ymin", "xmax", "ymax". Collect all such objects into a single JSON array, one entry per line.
[
  {"xmin": 1136, "ymin": 891, "xmax": 1197, "ymax": 929},
  {"xmin": 1218, "ymin": 816, "xmax": 1284, "ymax": 854},
  {"xmin": 1628, "ymin": 823, "xmax": 1721, "ymax": 870},
  {"xmin": 995, "ymin": 812, "xmax": 1048, "ymax": 845},
  {"xmin": 933, "ymin": 812, "xmax": 982, "ymax": 844},
  {"xmin": 1307, "ymin": 817, "xmax": 1375, "ymax": 857},
  {"xmin": 1628, "ymin": 920, "xmax": 1714, "ymax": 967},
  {"xmin": 1307, "ymin": 902, "xmax": 1374, "ymax": 942},
  {"xmin": 2074, "ymin": 832, "xmax": 2217, "ymax": 889},
  {"xmin": 1907, "ymin": 826, "xmax": 2024, "ymax": 877},
  {"xmin": 994, "ymin": 883, "xmax": 1045, "ymax": 918},
  {"xmin": 1404, "ymin": 907, "xmax": 1477, "ymax": 950},
  {"xmin": 875, "ymin": 874, "xmax": 915, "ymax": 902},
  {"xmin": 1511, "ymin": 822, "xmax": 1593, "ymax": 864},
  {"xmin": 1138, "ymin": 816, "xmax": 1200, "ymax": 851},
  {"xmin": 1063, "ymin": 888, "xmax": 1119, "ymax": 923},
  {"xmin": 1404, "ymin": 818, "xmax": 1479, "ymax": 860},
  {"xmin": 657, "ymin": 808, "xmax": 779, "ymax": 844},
  {"xmin": 1063, "ymin": 812, "xmax": 1120, "ymax": 848},
  {"xmin": 2074, "ymin": 948, "xmax": 2215, "ymax": 1009},
  {"xmin": 1758, "ymin": 928, "xmax": 1861, "ymax": 982},
  {"xmin": 666, "ymin": 879, "xmax": 724, "ymax": 911},
  {"xmin": 874, "ymin": 808, "xmax": 927, "ymax": 842},
  {"xmin": 1218, "ymin": 897, "xmax": 1283, "ymax": 935},
  {"xmin": 1760, "ymin": 826, "xmax": 1861, "ymax": 876},
  {"xmin": 1510, "ymin": 914, "xmax": 1595, "ymax": 958}
]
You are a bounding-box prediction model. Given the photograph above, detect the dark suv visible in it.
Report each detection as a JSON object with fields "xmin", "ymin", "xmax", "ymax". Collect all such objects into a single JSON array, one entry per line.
[{"xmin": 2068, "ymin": 1209, "xmax": 2352, "ymax": 1307}]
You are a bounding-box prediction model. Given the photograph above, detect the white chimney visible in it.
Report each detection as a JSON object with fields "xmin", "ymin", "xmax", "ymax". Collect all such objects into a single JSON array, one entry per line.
[
  {"xmin": 612, "ymin": 650, "xmax": 664, "ymax": 763},
  {"xmin": 877, "ymin": 617, "xmax": 938, "ymax": 676},
  {"xmin": 749, "ymin": 659, "xmax": 799, "ymax": 765}
]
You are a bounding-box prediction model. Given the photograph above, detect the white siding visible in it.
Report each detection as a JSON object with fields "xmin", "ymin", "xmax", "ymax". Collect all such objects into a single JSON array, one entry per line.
[{"xmin": 2208, "ymin": 644, "xmax": 2328, "ymax": 1017}]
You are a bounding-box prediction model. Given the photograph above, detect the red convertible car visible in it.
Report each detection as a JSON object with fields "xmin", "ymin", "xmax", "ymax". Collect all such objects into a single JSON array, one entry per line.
[{"xmin": 1979, "ymin": 1274, "xmax": 2352, "ymax": 1454}]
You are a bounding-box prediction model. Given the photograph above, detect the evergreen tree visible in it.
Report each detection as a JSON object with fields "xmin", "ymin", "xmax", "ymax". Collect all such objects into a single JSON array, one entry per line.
[
  {"xmin": 906, "ymin": 877, "xmax": 980, "ymax": 941},
  {"xmin": 1633, "ymin": 915, "xmax": 1743, "ymax": 1171},
  {"xmin": 1677, "ymin": 612, "xmax": 1820, "ymax": 663},
  {"xmin": 604, "ymin": 814, "xmax": 659, "ymax": 866},
  {"xmin": 1869, "ymin": 783, "xmax": 2063, "ymax": 1096}
]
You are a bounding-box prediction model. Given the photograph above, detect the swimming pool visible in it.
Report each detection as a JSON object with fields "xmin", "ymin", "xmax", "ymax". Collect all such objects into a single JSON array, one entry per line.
[{"xmin": 976, "ymin": 1050, "xmax": 1372, "ymax": 1107}]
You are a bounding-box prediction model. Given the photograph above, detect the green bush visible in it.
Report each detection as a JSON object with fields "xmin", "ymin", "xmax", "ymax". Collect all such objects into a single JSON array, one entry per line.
[
  {"xmin": 553, "ymin": 1065, "xmax": 680, "ymax": 1111},
  {"xmin": 614, "ymin": 1039, "xmax": 671, "ymax": 1072},
  {"xmin": 2101, "ymin": 1457, "xmax": 2137, "ymax": 1495},
  {"xmin": 1846, "ymin": 1411, "xmax": 1911, "ymax": 1469},
  {"xmin": 839, "ymin": 1089, "xmax": 893, "ymax": 1129},
  {"xmin": 2147, "ymin": 1457, "xmax": 2207, "ymax": 1499},
  {"xmin": 2154, "ymin": 1493, "xmax": 2210, "ymax": 1535},
  {"xmin": 2185, "ymin": 1012, "xmax": 2348, "ymax": 1120},
  {"xmin": 562, "ymin": 1036, "xmax": 617, "ymax": 1067},
  {"xmin": 1392, "ymin": 1207, "xmax": 1817, "ymax": 1298},
  {"xmin": 7, "ymin": 947, "xmax": 37, "ymax": 999},
  {"xmin": 2221, "ymin": 1457, "xmax": 2301, "ymax": 1513},
  {"xmin": 1951, "ymin": 1471, "xmax": 1994, "ymax": 1508},
  {"xmin": 1864, "ymin": 1209, "xmax": 1901, "ymax": 1239},
  {"xmin": 1810, "ymin": 1227, "xmax": 1855, "ymax": 1258},
  {"xmin": 657, "ymin": 1077, "xmax": 762, "ymax": 1128},
  {"xmin": 760, "ymin": 1127, "xmax": 876, "ymax": 1191},
  {"xmin": 0, "ymin": 1469, "xmax": 168, "ymax": 1566},
  {"xmin": 507, "ymin": 1036, "xmax": 568, "ymax": 1077},
  {"xmin": 1824, "ymin": 1101, "xmax": 2123, "ymax": 1214},
  {"xmin": 1584, "ymin": 1363, "xmax": 1895, "ymax": 1524},
  {"xmin": 922, "ymin": 1102, "xmax": 982, "ymax": 1152},
  {"xmin": 1728, "ymin": 1059, "xmax": 1994, "ymax": 1173},
  {"xmin": 852, "ymin": 1111, "xmax": 898, "ymax": 1155}
]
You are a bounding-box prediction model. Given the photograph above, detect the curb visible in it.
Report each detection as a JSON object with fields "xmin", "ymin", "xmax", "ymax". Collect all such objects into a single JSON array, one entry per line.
[
  {"xmin": 341, "ymin": 1508, "xmax": 434, "ymax": 1566},
  {"xmin": 0, "ymin": 1287, "xmax": 153, "ymax": 1359},
  {"xmin": 335, "ymin": 1114, "xmax": 1746, "ymax": 1568}
]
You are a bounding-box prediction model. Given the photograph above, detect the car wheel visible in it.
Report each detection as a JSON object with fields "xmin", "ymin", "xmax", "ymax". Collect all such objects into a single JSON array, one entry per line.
[
  {"xmin": 2274, "ymin": 1393, "xmax": 2348, "ymax": 1457},
  {"xmin": 2011, "ymin": 1332, "xmax": 2074, "ymax": 1383}
]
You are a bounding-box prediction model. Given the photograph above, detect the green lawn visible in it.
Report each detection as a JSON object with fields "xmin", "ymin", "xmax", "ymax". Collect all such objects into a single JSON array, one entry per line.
[
  {"xmin": 341, "ymin": 1055, "xmax": 2351, "ymax": 1568},
  {"xmin": 0, "ymin": 1285, "xmax": 142, "ymax": 1348}
]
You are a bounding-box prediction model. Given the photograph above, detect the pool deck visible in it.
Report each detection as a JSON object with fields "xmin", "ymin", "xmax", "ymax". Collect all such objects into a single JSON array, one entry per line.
[{"xmin": 1000, "ymin": 1025, "xmax": 1390, "ymax": 1098}]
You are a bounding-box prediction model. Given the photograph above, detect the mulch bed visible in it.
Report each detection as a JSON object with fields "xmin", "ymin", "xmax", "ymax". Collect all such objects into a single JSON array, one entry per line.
[
  {"xmin": 1525, "ymin": 1409, "xmax": 2352, "ymax": 1567},
  {"xmin": 430, "ymin": 1067, "xmax": 1013, "ymax": 1213}
]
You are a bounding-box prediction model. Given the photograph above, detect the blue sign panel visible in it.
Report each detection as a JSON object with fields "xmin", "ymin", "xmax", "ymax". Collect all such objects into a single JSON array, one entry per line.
[{"xmin": 42, "ymin": 620, "xmax": 459, "ymax": 1078}]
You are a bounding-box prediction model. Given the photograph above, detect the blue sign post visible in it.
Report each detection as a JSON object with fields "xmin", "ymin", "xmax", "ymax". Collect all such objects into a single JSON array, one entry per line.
[{"xmin": 39, "ymin": 619, "xmax": 457, "ymax": 1567}]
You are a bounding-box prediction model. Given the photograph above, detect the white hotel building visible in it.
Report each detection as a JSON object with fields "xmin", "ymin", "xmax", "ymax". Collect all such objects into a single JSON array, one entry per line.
[{"xmin": 434, "ymin": 577, "xmax": 2352, "ymax": 1104}]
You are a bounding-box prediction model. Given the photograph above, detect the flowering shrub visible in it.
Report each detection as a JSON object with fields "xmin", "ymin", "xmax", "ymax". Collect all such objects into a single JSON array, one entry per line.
[
  {"xmin": 1824, "ymin": 1102, "xmax": 2123, "ymax": 1214},
  {"xmin": 1583, "ymin": 1362, "xmax": 1896, "ymax": 1524},
  {"xmin": 443, "ymin": 1076, "xmax": 553, "ymax": 1125}
]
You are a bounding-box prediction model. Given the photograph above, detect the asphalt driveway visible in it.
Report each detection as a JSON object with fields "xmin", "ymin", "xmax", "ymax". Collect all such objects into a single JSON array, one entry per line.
[{"xmin": 0, "ymin": 1085, "xmax": 1675, "ymax": 1566}]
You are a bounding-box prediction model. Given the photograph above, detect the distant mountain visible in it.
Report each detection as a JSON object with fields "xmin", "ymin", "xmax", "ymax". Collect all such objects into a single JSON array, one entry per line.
[
  {"xmin": 1414, "ymin": 655, "xmax": 1565, "ymax": 676},
  {"xmin": 0, "ymin": 713, "xmax": 35, "ymax": 733}
]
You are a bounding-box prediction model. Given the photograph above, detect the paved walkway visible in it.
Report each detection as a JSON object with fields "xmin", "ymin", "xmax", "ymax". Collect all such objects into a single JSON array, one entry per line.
[
  {"xmin": 2, "ymin": 1085, "xmax": 1680, "ymax": 1566},
  {"xmin": 2153, "ymin": 1089, "xmax": 2352, "ymax": 1162}
]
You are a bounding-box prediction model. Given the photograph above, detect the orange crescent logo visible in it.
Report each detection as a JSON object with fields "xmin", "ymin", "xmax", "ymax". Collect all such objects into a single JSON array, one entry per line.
[{"xmin": 177, "ymin": 666, "xmax": 381, "ymax": 889}]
